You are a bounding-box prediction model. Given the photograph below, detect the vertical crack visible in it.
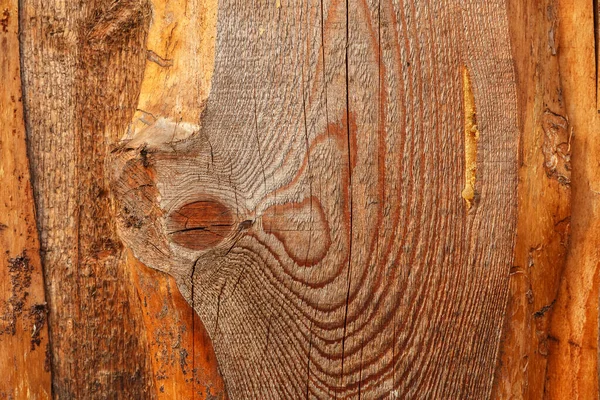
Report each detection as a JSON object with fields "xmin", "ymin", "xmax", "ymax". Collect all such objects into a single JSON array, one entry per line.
[
  {"xmin": 214, "ymin": 281, "xmax": 226, "ymax": 336},
  {"xmin": 320, "ymin": 0, "xmax": 331, "ymax": 137},
  {"xmin": 253, "ymin": 85, "xmax": 268, "ymax": 194},
  {"xmin": 300, "ymin": 48, "xmax": 315, "ymax": 266},
  {"xmin": 340, "ymin": 0, "xmax": 353, "ymax": 395},
  {"xmin": 306, "ymin": 321, "xmax": 314, "ymax": 399},
  {"xmin": 191, "ymin": 257, "xmax": 199, "ymax": 398}
]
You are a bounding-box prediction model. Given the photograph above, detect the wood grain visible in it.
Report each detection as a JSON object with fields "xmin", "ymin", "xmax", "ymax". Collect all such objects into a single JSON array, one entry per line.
[
  {"xmin": 545, "ymin": 0, "xmax": 600, "ymax": 397},
  {"xmin": 492, "ymin": 0, "xmax": 571, "ymax": 398},
  {"xmin": 495, "ymin": 0, "xmax": 600, "ymax": 398},
  {"xmin": 19, "ymin": 0, "xmax": 157, "ymax": 397},
  {"xmin": 0, "ymin": 0, "xmax": 51, "ymax": 396},
  {"xmin": 20, "ymin": 0, "xmax": 228, "ymax": 396},
  {"xmin": 128, "ymin": 250, "xmax": 227, "ymax": 399},
  {"xmin": 111, "ymin": 0, "xmax": 519, "ymax": 398}
]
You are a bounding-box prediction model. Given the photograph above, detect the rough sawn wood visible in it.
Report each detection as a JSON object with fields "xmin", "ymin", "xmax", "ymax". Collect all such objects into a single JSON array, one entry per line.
[
  {"xmin": 0, "ymin": 0, "xmax": 51, "ymax": 396},
  {"xmin": 111, "ymin": 0, "xmax": 519, "ymax": 398}
]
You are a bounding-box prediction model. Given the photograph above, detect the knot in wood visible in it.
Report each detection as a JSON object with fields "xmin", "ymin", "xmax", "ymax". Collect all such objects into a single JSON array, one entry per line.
[{"xmin": 166, "ymin": 199, "xmax": 235, "ymax": 251}]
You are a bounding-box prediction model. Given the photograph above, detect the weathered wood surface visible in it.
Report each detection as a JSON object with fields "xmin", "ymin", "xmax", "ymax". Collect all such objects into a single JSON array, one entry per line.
[
  {"xmin": 545, "ymin": 0, "xmax": 600, "ymax": 396},
  {"xmin": 19, "ymin": 0, "xmax": 225, "ymax": 397},
  {"xmin": 492, "ymin": 0, "xmax": 600, "ymax": 398},
  {"xmin": 0, "ymin": 0, "xmax": 51, "ymax": 397},
  {"xmin": 128, "ymin": 250, "xmax": 227, "ymax": 399},
  {"xmin": 21, "ymin": 0, "xmax": 600, "ymax": 398},
  {"xmin": 492, "ymin": 0, "xmax": 571, "ymax": 398},
  {"xmin": 111, "ymin": 0, "xmax": 519, "ymax": 398},
  {"xmin": 20, "ymin": 0, "xmax": 156, "ymax": 395}
]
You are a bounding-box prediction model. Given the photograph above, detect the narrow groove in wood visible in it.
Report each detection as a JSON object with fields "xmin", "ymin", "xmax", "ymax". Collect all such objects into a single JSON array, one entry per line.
[{"xmin": 461, "ymin": 66, "xmax": 479, "ymax": 209}]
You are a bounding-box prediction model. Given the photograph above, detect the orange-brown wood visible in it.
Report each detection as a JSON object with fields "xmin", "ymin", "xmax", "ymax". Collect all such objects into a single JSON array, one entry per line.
[
  {"xmin": 493, "ymin": 0, "xmax": 571, "ymax": 398},
  {"xmin": 0, "ymin": 0, "xmax": 52, "ymax": 396},
  {"xmin": 127, "ymin": 250, "xmax": 227, "ymax": 399},
  {"xmin": 18, "ymin": 0, "xmax": 227, "ymax": 394},
  {"xmin": 546, "ymin": 0, "xmax": 600, "ymax": 397},
  {"xmin": 495, "ymin": 0, "xmax": 600, "ymax": 398},
  {"xmin": 10, "ymin": 0, "xmax": 600, "ymax": 397}
]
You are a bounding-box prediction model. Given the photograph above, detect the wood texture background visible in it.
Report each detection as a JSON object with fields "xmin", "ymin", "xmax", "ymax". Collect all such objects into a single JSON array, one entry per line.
[
  {"xmin": 0, "ymin": 0, "xmax": 51, "ymax": 396},
  {"xmin": 492, "ymin": 0, "xmax": 571, "ymax": 397},
  {"xmin": 4, "ymin": 0, "xmax": 600, "ymax": 398},
  {"xmin": 17, "ymin": 0, "xmax": 225, "ymax": 397},
  {"xmin": 492, "ymin": 0, "xmax": 600, "ymax": 398},
  {"xmin": 112, "ymin": 0, "xmax": 519, "ymax": 398}
]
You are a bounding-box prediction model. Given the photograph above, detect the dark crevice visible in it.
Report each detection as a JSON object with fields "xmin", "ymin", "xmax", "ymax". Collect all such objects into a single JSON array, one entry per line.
[
  {"xmin": 306, "ymin": 321, "xmax": 314, "ymax": 399},
  {"xmin": 594, "ymin": 0, "xmax": 599, "ymax": 109},
  {"xmin": 168, "ymin": 226, "xmax": 207, "ymax": 233},
  {"xmin": 340, "ymin": 0, "xmax": 353, "ymax": 395},
  {"xmin": 238, "ymin": 219, "xmax": 254, "ymax": 230},
  {"xmin": 191, "ymin": 257, "xmax": 199, "ymax": 399},
  {"xmin": 533, "ymin": 299, "xmax": 557, "ymax": 318},
  {"xmin": 320, "ymin": 0, "xmax": 331, "ymax": 137},
  {"xmin": 168, "ymin": 226, "xmax": 231, "ymax": 236}
]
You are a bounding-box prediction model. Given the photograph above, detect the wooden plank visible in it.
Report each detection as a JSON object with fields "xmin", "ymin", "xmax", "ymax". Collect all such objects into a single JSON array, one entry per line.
[
  {"xmin": 20, "ymin": 0, "xmax": 227, "ymax": 396},
  {"xmin": 116, "ymin": 0, "xmax": 227, "ymax": 396},
  {"xmin": 111, "ymin": 0, "xmax": 519, "ymax": 398},
  {"xmin": 0, "ymin": 0, "xmax": 52, "ymax": 396},
  {"xmin": 496, "ymin": 0, "xmax": 600, "ymax": 398},
  {"xmin": 546, "ymin": 0, "xmax": 600, "ymax": 397},
  {"xmin": 19, "ymin": 0, "xmax": 156, "ymax": 397},
  {"xmin": 128, "ymin": 251, "xmax": 227, "ymax": 399},
  {"xmin": 493, "ymin": 0, "xmax": 571, "ymax": 398}
]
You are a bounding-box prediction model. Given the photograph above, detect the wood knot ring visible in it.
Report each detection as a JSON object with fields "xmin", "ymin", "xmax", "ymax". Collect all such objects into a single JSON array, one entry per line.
[{"xmin": 166, "ymin": 199, "xmax": 235, "ymax": 251}]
